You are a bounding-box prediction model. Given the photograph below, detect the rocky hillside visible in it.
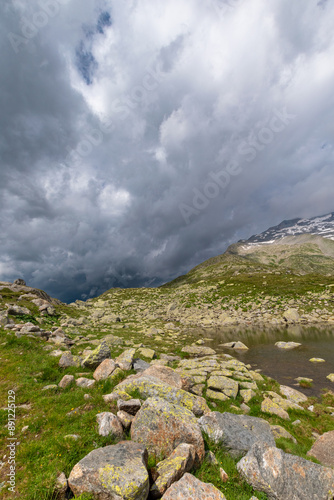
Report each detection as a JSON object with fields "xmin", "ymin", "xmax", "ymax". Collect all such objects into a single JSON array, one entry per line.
[{"xmin": 0, "ymin": 279, "xmax": 334, "ymax": 499}]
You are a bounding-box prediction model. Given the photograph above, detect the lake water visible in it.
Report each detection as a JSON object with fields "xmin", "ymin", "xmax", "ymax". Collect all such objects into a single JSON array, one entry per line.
[{"xmin": 196, "ymin": 325, "xmax": 334, "ymax": 398}]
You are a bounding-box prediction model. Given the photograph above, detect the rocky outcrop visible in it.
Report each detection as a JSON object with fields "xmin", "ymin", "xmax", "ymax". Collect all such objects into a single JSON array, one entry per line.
[
  {"xmin": 237, "ymin": 441, "xmax": 334, "ymax": 499},
  {"xmin": 68, "ymin": 442, "xmax": 149, "ymax": 499},
  {"xmin": 131, "ymin": 397, "xmax": 205, "ymax": 466}
]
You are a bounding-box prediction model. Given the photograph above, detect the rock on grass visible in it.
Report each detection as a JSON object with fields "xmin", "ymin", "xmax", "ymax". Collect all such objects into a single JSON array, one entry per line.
[{"xmin": 161, "ymin": 473, "xmax": 226, "ymax": 499}]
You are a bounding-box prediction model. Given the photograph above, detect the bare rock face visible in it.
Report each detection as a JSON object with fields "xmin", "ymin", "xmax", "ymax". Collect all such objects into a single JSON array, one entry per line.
[
  {"xmin": 68, "ymin": 441, "xmax": 149, "ymax": 500},
  {"xmin": 237, "ymin": 441, "xmax": 334, "ymax": 500},
  {"xmin": 198, "ymin": 412, "xmax": 275, "ymax": 457},
  {"xmin": 161, "ymin": 473, "xmax": 226, "ymax": 499},
  {"xmin": 308, "ymin": 430, "xmax": 334, "ymax": 468},
  {"xmin": 131, "ymin": 397, "xmax": 205, "ymax": 466}
]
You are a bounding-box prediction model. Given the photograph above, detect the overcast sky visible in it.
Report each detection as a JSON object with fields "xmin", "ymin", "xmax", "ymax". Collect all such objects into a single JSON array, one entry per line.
[{"xmin": 1, "ymin": 0, "xmax": 334, "ymax": 302}]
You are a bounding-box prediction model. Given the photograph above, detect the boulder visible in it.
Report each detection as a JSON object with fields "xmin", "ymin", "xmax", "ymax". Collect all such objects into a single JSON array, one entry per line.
[
  {"xmin": 116, "ymin": 348, "xmax": 136, "ymax": 371},
  {"xmin": 261, "ymin": 398, "xmax": 290, "ymax": 420},
  {"xmin": 137, "ymin": 347, "xmax": 156, "ymax": 360},
  {"xmin": 275, "ymin": 341, "xmax": 301, "ymax": 350},
  {"xmin": 113, "ymin": 375, "xmax": 209, "ymax": 417},
  {"xmin": 307, "ymin": 430, "xmax": 334, "ymax": 468},
  {"xmin": 326, "ymin": 374, "xmax": 334, "ymax": 382},
  {"xmin": 14, "ymin": 278, "xmax": 26, "ymax": 286},
  {"xmin": 237, "ymin": 441, "xmax": 334, "ymax": 500},
  {"xmin": 279, "ymin": 385, "xmax": 308, "ymax": 404},
  {"xmin": 59, "ymin": 352, "xmax": 82, "ymax": 368},
  {"xmin": 138, "ymin": 365, "xmax": 186, "ymax": 390},
  {"xmin": 58, "ymin": 375, "xmax": 74, "ymax": 389},
  {"xmin": 82, "ymin": 341, "xmax": 111, "ymax": 369},
  {"xmin": 207, "ymin": 375, "xmax": 239, "ymax": 399},
  {"xmin": 117, "ymin": 399, "xmax": 141, "ymax": 416},
  {"xmin": 161, "ymin": 473, "xmax": 226, "ymax": 499},
  {"xmin": 270, "ymin": 425, "xmax": 297, "ymax": 443},
  {"xmin": 150, "ymin": 443, "xmax": 196, "ymax": 498},
  {"xmin": 93, "ymin": 359, "xmax": 117, "ymax": 381},
  {"xmin": 131, "ymin": 397, "xmax": 205, "ymax": 466},
  {"xmin": 181, "ymin": 345, "xmax": 216, "ymax": 356},
  {"xmin": 117, "ymin": 411, "xmax": 134, "ymax": 429},
  {"xmin": 133, "ymin": 359, "xmax": 151, "ymax": 372},
  {"xmin": 283, "ymin": 308, "xmax": 300, "ymax": 322},
  {"xmin": 240, "ymin": 389, "xmax": 256, "ymax": 404},
  {"xmin": 76, "ymin": 378, "xmax": 95, "ymax": 389},
  {"xmin": 68, "ymin": 441, "xmax": 149, "ymax": 499},
  {"xmin": 96, "ymin": 412, "xmax": 124, "ymax": 439},
  {"xmin": 7, "ymin": 304, "xmax": 30, "ymax": 316},
  {"xmin": 198, "ymin": 412, "xmax": 275, "ymax": 457},
  {"xmin": 220, "ymin": 341, "xmax": 249, "ymax": 350}
]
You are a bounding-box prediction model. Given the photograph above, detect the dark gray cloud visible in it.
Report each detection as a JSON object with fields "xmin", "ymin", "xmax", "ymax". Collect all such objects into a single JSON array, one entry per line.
[{"xmin": 1, "ymin": 0, "xmax": 334, "ymax": 302}]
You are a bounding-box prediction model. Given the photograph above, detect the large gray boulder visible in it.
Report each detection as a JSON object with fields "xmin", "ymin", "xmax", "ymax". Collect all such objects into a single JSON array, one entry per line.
[
  {"xmin": 131, "ymin": 397, "xmax": 205, "ymax": 466},
  {"xmin": 198, "ymin": 412, "xmax": 275, "ymax": 457},
  {"xmin": 68, "ymin": 441, "xmax": 149, "ymax": 499},
  {"xmin": 237, "ymin": 441, "xmax": 334, "ymax": 500}
]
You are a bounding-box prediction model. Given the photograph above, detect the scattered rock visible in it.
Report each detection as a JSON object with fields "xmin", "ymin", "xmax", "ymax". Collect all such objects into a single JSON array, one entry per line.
[
  {"xmin": 283, "ymin": 308, "xmax": 300, "ymax": 322},
  {"xmin": 42, "ymin": 384, "xmax": 58, "ymax": 391},
  {"xmin": 116, "ymin": 348, "xmax": 136, "ymax": 370},
  {"xmin": 199, "ymin": 412, "xmax": 275, "ymax": 457},
  {"xmin": 326, "ymin": 373, "xmax": 334, "ymax": 382},
  {"xmin": 117, "ymin": 399, "xmax": 141, "ymax": 416},
  {"xmin": 138, "ymin": 365, "xmax": 186, "ymax": 390},
  {"xmin": 219, "ymin": 468, "xmax": 229, "ymax": 482},
  {"xmin": 207, "ymin": 375, "xmax": 239, "ymax": 399},
  {"xmin": 150, "ymin": 443, "xmax": 196, "ymax": 498},
  {"xmin": 220, "ymin": 341, "xmax": 249, "ymax": 350},
  {"xmin": 240, "ymin": 389, "xmax": 256, "ymax": 404},
  {"xmin": 270, "ymin": 425, "xmax": 297, "ymax": 443},
  {"xmin": 133, "ymin": 358, "xmax": 151, "ymax": 371},
  {"xmin": 309, "ymin": 357, "xmax": 325, "ymax": 363},
  {"xmin": 7, "ymin": 304, "xmax": 30, "ymax": 316},
  {"xmin": 58, "ymin": 374, "xmax": 74, "ymax": 389},
  {"xmin": 131, "ymin": 397, "xmax": 205, "ymax": 466},
  {"xmin": 275, "ymin": 341, "xmax": 301, "ymax": 350},
  {"xmin": 117, "ymin": 410, "xmax": 134, "ymax": 429},
  {"xmin": 76, "ymin": 377, "xmax": 95, "ymax": 389},
  {"xmin": 307, "ymin": 430, "xmax": 334, "ymax": 468},
  {"xmin": 54, "ymin": 472, "xmax": 67, "ymax": 500},
  {"xmin": 68, "ymin": 441, "xmax": 149, "ymax": 500},
  {"xmin": 82, "ymin": 341, "xmax": 111, "ymax": 369},
  {"xmin": 237, "ymin": 441, "xmax": 334, "ymax": 500},
  {"xmin": 261, "ymin": 398, "xmax": 290, "ymax": 420},
  {"xmin": 205, "ymin": 450, "xmax": 219, "ymax": 465},
  {"xmin": 59, "ymin": 352, "xmax": 82, "ymax": 368},
  {"xmin": 137, "ymin": 347, "xmax": 156, "ymax": 359},
  {"xmin": 96, "ymin": 412, "xmax": 124, "ymax": 439},
  {"xmin": 161, "ymin": 473, "xmax": 226, "ymax": 499},
  {"xmin": 93, "ymin": 359, "xmax": 117, "ymax": 381},
  {"xmin": 181, "ymin": 345, "xmax": 216, "ymax": 356},
  {"xmin": 279, "ymin": 385, "xmax": 308, "ymax": 404}
]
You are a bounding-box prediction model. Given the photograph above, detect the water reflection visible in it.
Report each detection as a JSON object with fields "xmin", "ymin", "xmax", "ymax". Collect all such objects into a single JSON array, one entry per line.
[{"xmin": 193, "ymin": 325, "xmax": 334, "ymax": 398}]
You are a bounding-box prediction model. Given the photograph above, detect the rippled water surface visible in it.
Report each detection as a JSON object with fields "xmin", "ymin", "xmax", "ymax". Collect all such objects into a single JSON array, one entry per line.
[{"xmin": 197, "ymin": 325, "xmax": 334, "ymax": 397}]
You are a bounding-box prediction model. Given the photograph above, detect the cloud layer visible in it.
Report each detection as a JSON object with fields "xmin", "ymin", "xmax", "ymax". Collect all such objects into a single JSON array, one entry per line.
[{"xmin": 1, "ymin": 0, "xmax": 334, "ymax": 302}]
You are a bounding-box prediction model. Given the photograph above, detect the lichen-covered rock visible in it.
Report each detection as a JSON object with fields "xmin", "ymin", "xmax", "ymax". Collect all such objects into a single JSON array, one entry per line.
[
  {"xmin": 150, "ymin": 443, "xmax": 196, "ymax": 498},
  {"xmin": 59, "ymin": 351, "xmax": 82, "ymax": 368},
  {"xmin": 116, "ymin": 348, "xmax": 136, "ymax": 370},
  {"xmin": 207, "ymin": 375, "xmax": 239, "ymax": 399},
  {"xmin": 279, "ymin": 385, "xmax": 308, "ymax": 404},
  {"xmin": 58, "ymin": 374, "xmax": 74, "ymax": 389},
  {"xmin": 117, "ymin": 410, "xmax": 134, "ymax": 429},
  {"xmin": 93, "ymin": 359, "xmax": 117, "ymax": 381},
  {"xmin": 113, "ymin": 375, "xmax": 209, "ymax": 417},
  {"xmin": 131, "ymin": 397, "xmax": 205, "ymax": 466},
  {"xmin": 161, "ymin": 473, "xmax": 226, "ymax": 499},
  {"xmin": 137, "ymin": 347, "xmax": 156, "ymax": 359},
  {"xmin": 68, "ymin": 441, "xmax": 149, "ymax": 499},
  {"xmin": 327, "ymin": 373, "xmax": 334, "ymax": 382},
  {"xmin": 198, "ymin": 412, "xmax": 275, "ymax": 457},
  {"xmin": 283, "ymin": 308, "xmax": 300, "ymax": 322},
  {"xmin": 275, "ymin": 341, "xmax": 301, "ymax": 350},
  {"xmin": 206, "ymin": 389, "xmax": 229, "ymax": 402},
  {"xmin": 307, "ymin": 430, "xmax": 334, "ymax": 468},
  {"xmin": 137, "ymin": 365, "xmax": 186, "ymax": 390},
  {"xmin": 270, "ymin": 425, "xmax": 297, "ymax": 443},
  {"xmin": 96, "ymin": 412, "xmax": 124, "ymax": 439},
  {"xmin": 261, "ymin": 398, "xmax": 290, "ymax": 420},
  {"xmin": 237, "ymin": 441, "xmax": 334, "ymax": 500},
  {"xmin": 181, "ymin": 345, "xmax": 216, "ymax": 356},
  {"xmin": 240, "ymin": 389, "xmax": 256, "ymax": 404},
  {"xmin": 117, "ymin": 399, "xmax": 141, "ymax": 416},
  {"xmin": 76, "ymin": 377, "xmax": 95, "ymax": 388},
  {"xmin": 82, "ymin": 341, "xmax": 111, "ymax": 369}
]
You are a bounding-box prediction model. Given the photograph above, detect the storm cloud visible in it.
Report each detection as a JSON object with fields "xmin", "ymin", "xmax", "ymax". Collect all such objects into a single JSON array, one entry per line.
[{"xmin": 1, "ymin": 0, "xmax": 334, "ymax": 302}]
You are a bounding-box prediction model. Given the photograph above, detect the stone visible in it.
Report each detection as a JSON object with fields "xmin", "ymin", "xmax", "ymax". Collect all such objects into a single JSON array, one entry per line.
[
  {"xmin": 131, "ymin": 397, "xmax": 205, "ymax": 466},
  {"xmin": 220, "ymin": 341, "xmax": 249, "ymax": 350},
  {"xmin": 191, "ymin": 384, "xmax": 204, "ymax": 396},
  {"xmin": 309, "ymin": 357, "xmax": 325, "ymax": 363},
  {"xmin": 58, "ymin": 374, "xmax": 74, "ymax": 389},
  {"xmin": 59, "ymin": 352, "xmax": 82, "ymax": 368},
  {"xmin": 240, "ymin": 403, "xmax": 250, "ymax": 413},
  {"xmin": 279, "ymin": 385, "xmax": 308, "ymax": 404},
  {"xmin": 96, "ymin": 412, "xmax": 124, "ymax": 439},
  {"xmin": 326, "ymin": 374, "xmax": 334, "ymax": 382},
  {"xmin": 205, "ymin": 450, "xmax": 219, "ymax": 465},
  {"xmin": 237, "ymin": 441, "xmax": 334, "ymax": 500},
  {"xmin": 116, "ymin": 348, "xmax": 136, "ymax": 371},
  {"xmin": 7, "ymin": 304, "xmax": 30, "ymax": 316},
  {"xmin": 76, "ymin": 377, "xmax": 95, "ymax": 389},
  {"xmin": 283, "ymin": 308, "xmax": 300, "ymax": 322},
  {"xmin": 261, "ymin": 398, "xmax": 290, "ymax": 420},
  {"xmin": 42, "ymin": 384, "xmax": 58, "ymax": 391},
  {"xmin": 54, "ymin": 472, "xmax": 67, "ymax": 500},
  {"xmin": 275, "ymin": 341, "xmax": 301, "ymax": 350},
  {"xmin": 93, "ymin": 359, "xmax": 117, "ymax": 381},
  {"xmin": 207, "ymin": 375, "xmax": 239, "ymax": 399},
  {"xmin": 113, "ymin": 375, "xmax": 210, "ymax": 417},
  {"xmin": 199, "ymin": 412, "xmax": 275, "ymax": 457},
  {"xmin": 82, "ymin": 341, "xmax": 111, "ymax": 369},
  {"xmin": 270, "ymin": 425, "xmax": 297, "ymax": 443},
  {"xmin": 181, "ymin": 345, "xmax": 216, "ymax": 356},
  {"xmin": 206, "ymin": 389, "xmax": 229, "ymax": 402},
  {"xmin": 161, "ymin": 473, "xmax": 226, "ymax": 499},
  {"xmin": 138, "ymin": 365, "xmax": 186, "ymax": 390},
  {"xmin": 117, "ymin": 399, "xmax": 141, "ymax": 416},
  {"xmin": 240, "ymin": 389, "xmax": 256, "ymax": 404},
  {"xmin": 14, "ymin": 278, "xmax": 26, "ymax": 286},
  {"xmin": 137, "ymin": 347, "xmax": 156, "ymax": 360},
  {"xmin": 68, "ymin": 441, "xmax": 149, "ymax": 499},
  {"xmin": 307, "ymin": 430, "xmax": 334, "ymax": 468},
  {"xmin": 219, "ymin": 468, "xmax": 229, "ymax": 482},
  {"xmin": 150, "ymin": 443, "xmax": 196, "ymax": 498},
  {"xmin": 50, "ymin": 350, "xmax": 64, "ymax": 357},
  {"xmin": 117, "ymin": 410, "xmax": 134, "ymax": 429},
  {"xmin": 133, "ymin": 358, "xmax": 151, "ymax": 371}
]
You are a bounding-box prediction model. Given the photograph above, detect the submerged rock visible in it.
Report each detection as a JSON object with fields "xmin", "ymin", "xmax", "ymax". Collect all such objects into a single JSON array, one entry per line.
[{"xmin": 275, "ymin": 341, "xmax": 301, "ymax": 350}]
